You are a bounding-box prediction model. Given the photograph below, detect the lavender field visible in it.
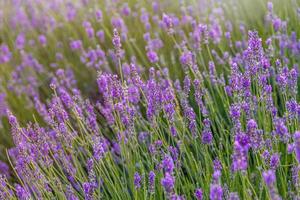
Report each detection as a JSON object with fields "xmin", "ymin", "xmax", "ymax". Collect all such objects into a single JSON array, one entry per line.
[{"xmin": 0, "ymin": 0, "xmax": 299, "ymax": 199}]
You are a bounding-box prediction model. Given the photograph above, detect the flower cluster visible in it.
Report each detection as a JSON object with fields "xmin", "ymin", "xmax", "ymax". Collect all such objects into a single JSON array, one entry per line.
[{"xmin": 0, "ymin": 0, "xmax": 299, "ymax": 199}]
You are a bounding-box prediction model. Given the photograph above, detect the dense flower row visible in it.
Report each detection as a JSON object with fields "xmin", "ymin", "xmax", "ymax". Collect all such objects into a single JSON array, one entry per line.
[{"xmin": 0, "ymin": 0, "xmax": 299, "ymax": 199}]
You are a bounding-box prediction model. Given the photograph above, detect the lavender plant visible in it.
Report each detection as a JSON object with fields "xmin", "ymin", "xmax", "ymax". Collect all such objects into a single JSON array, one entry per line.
[{"xmin": 0, "ymin": 0, "xmax": 299, "ymax": 199}]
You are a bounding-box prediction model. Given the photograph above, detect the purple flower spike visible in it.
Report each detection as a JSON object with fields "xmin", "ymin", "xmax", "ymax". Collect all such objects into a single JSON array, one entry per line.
[
  {"xmin": 263, "ymin": 170, "xmax": 276, "ymax": 187},
  {"xmin": 294, "ymin": 131, "xmax": 300, "ymax": 163},
  {"xmin": 161, "ymin": 173, "xmax": 175, "ymax": 194},
  {"xmin": 147, "ymin": 50, "xmax": 159, "ymax": 63},
  {"xmin": 112, "ymin": 28, "xmax": 122, "ymax": 57},
  {"xmin": 162, "ymin": 13, "xmax": 173, "ymax": 34},
  {"xmin": 148, "ymin": 171, "xmax": 156, "ymax": 194},
  {"xmin": 134, "ymin": 172, "xmax": 141, "ymax": 189},
  {"xmin": 210, "ymin": 184, "xmax": 223, "ymax": 200},
  {"xmin": 0, "ymin": 44, "xmax": 12, "ymax": 63},
  {"xmin": 195, "ymin": 188, "xmax": 203, "ymax": 200}
]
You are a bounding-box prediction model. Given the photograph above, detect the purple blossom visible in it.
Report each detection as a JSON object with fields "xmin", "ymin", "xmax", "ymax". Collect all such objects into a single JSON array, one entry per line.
[
  {"xmin": 66, "ymin": 185, "xmax": 79, "ymax": 200},
  {"xmin": 180, "ymin": 51, "xmax": 193, "ymax": 66},
  {"xmin": 274, "ymin": 118, "xmax": 289, "ymax": 142},
  {"xmin": 294, "ymin": 131, "xmax": 300, "ymax": 163},
  {"xmin": 96, "ymin": 30, "xmax": 105, "ymax": 42},
  {"xmin": 15, "ymin": 184, "xmax": 30, "ymax": 200},
  {"xmin": 162, "ymin": 155, "xmax": 175, "ymax": 173},
  {"xmin": 162, "ymin": 13, "xmax": 173, "ymax": 33},
  {"xmin": 16, "ymin": 33, "xmax": 26, "ymax": 49},
  {"xmin": 70, "ymin": 40, "xmax": 82, "ymax": 50},
  {"xmin": 213, "ymin": 159, "xmax": 222, "ymax": 171},
  {"xmin": 112, "ymin": 28, "xmax": 122, "ymax": 57},
  {"xmin": 209, "ymin": 61, "xmax": 216, "ymax": 85},
  {"xmin": 246, "ymin": 119, "xmax": 262, "ymax": 149},
  {"xmin": 0, "ymin": 161, "xmax": 10, "ymax": 178},
  {"xmin": 134, "ymin": 172, "xmax": 142, "ymax": 189},
  {"xmin": 38, "ymin": 35, "xmax": 47, "ymax": 46},
  {"xmin": 229, "ymin": 192, "xmax": 240, "ymax": 200},
  {"xmin": 171, "ymin": 194, "xmax": 185, "ymax": 200},
  {"xmin": 210, "ymin": 184, "xmax": 223, "ymax": 200},
  {"xmin": 195, "ymin": 188, "xmax": 203, "ymax": 200},
  {"xmin": 269, "ymin": 153, "xmax": 280, "ymax": 169},
  {"xmin": 121, "ymin": 3, "xmax": 131, "ymax": 16},
  {"xmin": 0, "ymin": 93, "xmax": 8, "ymax": 118},
  {"xmin": 95, "ymin": 10, "xmax": 103, "ymax": 21},
  {"xmin": 148, "ymin": 171, "xmax": 156, "ymax": 194},
  {"xmin": 0, "ymin": 44, "xmax": 12, "ymax": 63},
  {"xmin": 0, "ymin": 175, "xmax": 13, "ymax": 199},
  {"xmin": 263, "ymin": 170, "xmax": 276, "ymax": 187},
  {"xmin": 147, "ymin": 50, "xmax": 159, "ymax": 63},
  {"xmin": 232, "ymin": 139, "xmax": 248, "ymax": 172},
  {"xmin": 202, "ymin": 129, "xmax": 213, "ymax": 144},
  {"xmin": 83, "ymin": 182, "xmax": 95, "ymax": 200},
  {"xmin": 93, "ymin": 137, "xmax": 107, "ymax": 161},
  {"xmin": 161, "ymin": 173, "xmax": 175, "ymax": 194},
  {"xmin": 267, "ymin": 2, "xmax": 273, "ymax": 12},
  {"xmin": 128, "ymin": 85, "xmax": 140, "ymax": 104}
]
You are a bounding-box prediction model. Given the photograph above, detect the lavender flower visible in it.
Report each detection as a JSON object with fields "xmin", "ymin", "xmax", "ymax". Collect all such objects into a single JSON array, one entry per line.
[
  {"xmin": 70, "ymin": 40, "xmax": 82, "ymax": 50},
  {"xmin": 180, "ymin": 50, "xmax": 193, "ymax": 66},
  {"xmin": 112, "ymin": 28, "xmax": 122, "ymax": 57},
  {"xmin": 161, "ymin": 173, "xmax": 175, "ymax": 194},
  {"xmin": 95, "ymin": 10, "xmax": 103, "ymax": 21},
  {"xmin": 269, "ymin": 153, "xmax": 280, "ymax": 169},
  {"xmin": 147, "ymin": 50, "xmax": 159, "ymax": 63},
  {"xmin": 148, "ymin": 171, "xmax": 156, "ymax": 194},
  {"xmin": 15, "ymin": 184, "xmax": 30, "ymax": 200},
  {"xmin": 134, "ymin": 172, "xmax": 142, "ymax": 189},
  {"xmin": 229, "ymin": 192, "xmax": 240, "ymax": 200},
  {"xmin": 83, "ymin": 182, "xmax": 95, "ymax": 200},
  {"xmin": 232, "ymin": 139, "xmax": 248, "ymax": 172},
  {"xmin": 0, "ymin": 44, "xmax": 12, "ymax": 63},
  {"xmin": 263, "ymin": 170, "xmax": 276, "ymax": 187},
  {"xmin": 294, "ymin": 131, "xmax": 300, "ymax": 163},
  {"xmin": 0, "ymin": 1, "xmax": 299, "ymax": 200},
  {"xmin": 195, "ymin": 188, "xmax": 203, "ymax": 200},
  {"xmin": 210, "ymin": 184, "xmax": 223, "ymax": 200},
  {"xmin": 38, "ymin": 35, "xmax": 47, "ymax": 46},
  {"xmin": 16, "ymin": 33, "xmax": 26, "ymax": 49},
  {"xmin": 162, "ymin": 155, "xmax": 175, "ymax": 173},
  {"xmin": 162, "ymin": 13, "xmax": 173, "ymax": 33}
]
